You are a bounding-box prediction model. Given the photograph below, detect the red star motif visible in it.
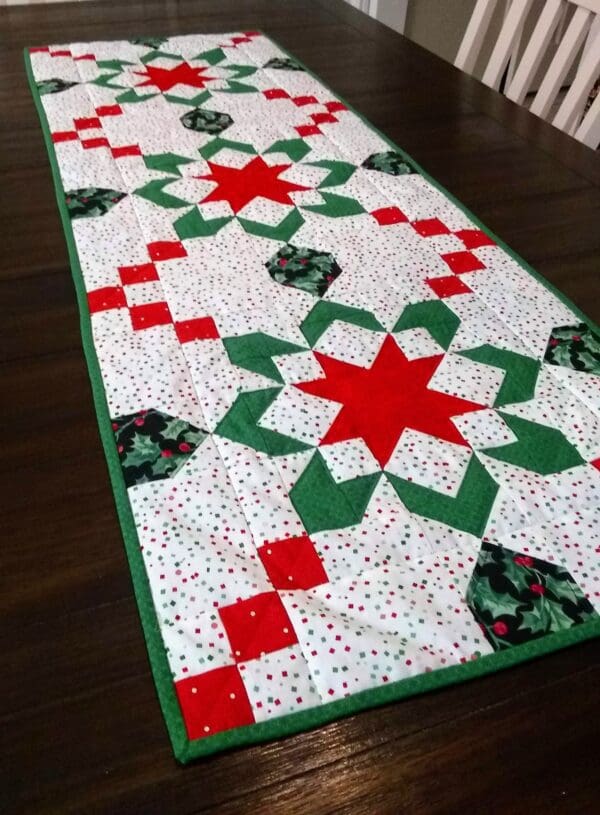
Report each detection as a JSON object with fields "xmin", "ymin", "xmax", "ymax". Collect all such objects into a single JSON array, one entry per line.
[
  {"xmin": 134, "ymin": 62, "xmax": 216, "ymax": 92},
  {"xmin": 196, "ymin": 156, "xmax": 309, "ymax": 214},
  {"xmin": 295, "ymin": 335, "xmax": 483, "ymax": 468}
]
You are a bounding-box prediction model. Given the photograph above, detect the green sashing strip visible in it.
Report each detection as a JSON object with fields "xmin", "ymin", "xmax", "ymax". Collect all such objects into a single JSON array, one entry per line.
[{"xmin": 24, "ymin": 34, "xmax": 600, "ymax": 764}]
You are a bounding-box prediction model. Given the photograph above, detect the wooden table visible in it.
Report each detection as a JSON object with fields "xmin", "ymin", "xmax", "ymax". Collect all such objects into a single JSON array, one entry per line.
[{"xmin": 1, "ymin": 1, "xmax": 599, "ymax": 813}]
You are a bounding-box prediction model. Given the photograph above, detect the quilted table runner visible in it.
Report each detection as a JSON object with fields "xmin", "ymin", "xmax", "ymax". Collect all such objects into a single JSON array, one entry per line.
[{"xmin": 26, "ymin": 31, "xmax": 600, "ymax": 763}]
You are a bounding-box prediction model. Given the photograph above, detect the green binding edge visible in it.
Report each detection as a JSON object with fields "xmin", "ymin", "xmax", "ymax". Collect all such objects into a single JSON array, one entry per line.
[{"xmin": 24, "ymin": 37, "xmax": 600, "ymax": 765}]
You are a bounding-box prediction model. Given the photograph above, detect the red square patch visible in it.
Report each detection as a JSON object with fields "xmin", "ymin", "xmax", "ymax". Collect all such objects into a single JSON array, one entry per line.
[
  {"xmin": 454, "ymin": 228, "xmax": 495, "ymax": 250},
  {"xmin": 81, "ymin": 137, "xmax": 110, "ymax": 150},
  {"xmin": 118, "ymin": 262, "xmax": 159, "ymax": 285},
  {"xmin": 411, "ymin": 218, "xmax": 450, "ymax": 237},
  {"xmin": 325, "ymin": 101, "xmax": 347, "ymax": 113},
  {"xmin": 87, "ymin": 286, "xmax": 126, "ymax": 313},
  {"xmin": 219, "ymin": 592, "xmax": 298, "ymax": 662},
  {"xmin": 147, "ymin": 240, "xmax": 188, "ymax": 262},
  {"xmin": 293, "ymin": 95, "xmax": 318, "ymax": 106},
  {"xmin": 96, "ymin": 104, "xmax": 123, "ymax": 117},
  {"xmin": 426, "ymin": 275, "xmax": 473, "ymax": 298},
  {"xmin": 112, "ymin": 144, "xmax": 142, "ymax": 158},
  {"xmin": 175, "ymin": 666, "xmax": 255, "ymax": 740},
  {"xmin": 295, "ymin": 124, "xmax": 322, "ymax": 137},
  {"xmin": 310, "ymin": 112, "xmax": 337, "ymax": 124},
  {"xmin": 52, "ymin": 131, "xmax": 78, "ymax": 144},
  {"xmin": 371, "ymin": 206, "xmax": 408, "ymax": 226},
  {"xmin": 129, "ymin": 302, "xmax": 172, "ymax": 330},
  {"xmin": 263, "ymin": 88, "xmax": 289, "ymax": 100},
  {"xmin": 258, "ymin": 535, "xmax": 328, "ymax": 590},
  {"xmin": 175, "ymin": 316, "xmax": 220, "ymax": 343},
  {"xmin": 441, "ymin": 251, "xmax": 486, "ymax": 275},
  {"xmin": 74, "ymin": 116, "xmax": 102, "ymax": 130}
]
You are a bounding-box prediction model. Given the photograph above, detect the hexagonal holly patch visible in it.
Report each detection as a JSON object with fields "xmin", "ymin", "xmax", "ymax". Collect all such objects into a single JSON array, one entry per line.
[{"xmin": 266, "ymin": 243, "xmax": 342, "ymax": 297}]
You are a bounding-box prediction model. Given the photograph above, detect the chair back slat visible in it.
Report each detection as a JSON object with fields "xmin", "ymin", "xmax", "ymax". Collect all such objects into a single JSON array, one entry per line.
[
  {"xmin": 482, "ymin": 0, "xmax": 536, "ymax": 90},
  {"xmin": 456, "ymin": 0, "xmax": 600, "ymax": 147},
  {"xmin": 455, "ymin": 0, "xmax": 500, "ymax": 74},
  {"xmin": 505, "ymin": 0, "xmax": 565, "ymax": 104},
  {"xmin": 553, "ymin": 21, "xmax": 600, "ymax": 128},
  {"xmin": 529, "ymin": 5, "xmax": 594, "ymax": 118}
]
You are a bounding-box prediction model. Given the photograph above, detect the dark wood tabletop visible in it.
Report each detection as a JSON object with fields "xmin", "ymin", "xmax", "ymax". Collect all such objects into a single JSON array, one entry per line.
[{"xmin": 1, "ymin": 1, "xmax": 599, "ymax": 813}]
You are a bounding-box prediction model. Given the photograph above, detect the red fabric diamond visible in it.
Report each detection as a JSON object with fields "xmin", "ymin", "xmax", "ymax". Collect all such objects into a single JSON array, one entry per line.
[
  {"xmin": 50, "ymin": 49, "xmax": 71, "ymax": 57},
  {"xmin": 590, "ymin": 458, "xmax": 600, "ymax": 472},
  {"xmin": 325, "ymin": 101, "xmax": 347, "ymax": 112},
  {"xmin": 87, "ymin": 286, "xmax": 126, "ymax": 314},
  {"xmin": 129, "ymin": 302, "xmax": 172, "ymax": 330},
  {"xmin": 426, "ymin": 275, "xmax": 473, "ymax": 298},
  {"xmin": 371, "ymin": 206, "xmax": 408, "ymax": 226},
  {"xmin": 111, "ymin": 144, "xmax": 142, "ymax": 158},
  {"xmin": 29, "ymin": 46, "xmax": 50, "ymax": 53},
  {"xmin": 147, "ymin": 240, "xmax": 188, "ymax": 261},
  {"xmin": 73, "ymin": 54, "xmax": 96, "ymax": 61},
  {"xmin": 411, "ymin": 218, "xmax": 450, "ymax": 237},
  {"xmin": 293, "ymin": 95, "xmax": 319, "ymax": 106},
  {"xmin": 175, "ymin": 666, "xmax": 255, "ymax": 740},
  {"xmin": 96, "ymin": 104, "xmax": 122, "ymax": 117},
  {"xmin": 74, "ymin": 116, "xmax": 102, "ymax": 130},
  {"xmin": 175, "ymin": 316, "xmax": 220, "ymax": 343},
  {"xmin": 311, "ymin": 112, "xmax": 338, "ymax": 124},
  {"xmin": 52, "ymin": 131, "xmax": 78, "ymax": 143},
  {"xmin": 263, "ymin": 88, "xmax": 289, "ymax": 100},
  {"xmin": 454, "ymin": 228, "xmax": 495, "ymax": 249},
  {"xmin": 81, "ymin": 137, "xmax": 110, "ymax": 150},
  {"xmin": 118, "ymin": 262, "xmax": 159, "ymax": 285},
  {"xmin": 219, "ymin": 592, "xmax": 298, "ymax": 662},
  {"xmin": 296, "ymin": 124, "xmax": 322, "ymax": 137},
  {"xmin": 258, "ymin": 536, "xmax": 328, "ymax": 590},
  {"xmin": 441, "ymin": 251, "xmax": 486, "ymax": 275}
]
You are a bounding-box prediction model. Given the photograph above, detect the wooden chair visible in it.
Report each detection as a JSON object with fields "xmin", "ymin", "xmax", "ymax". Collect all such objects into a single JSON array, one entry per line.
[{"xmin": 455, "ymin": 0, "xmax": 600, "ymax": 148}]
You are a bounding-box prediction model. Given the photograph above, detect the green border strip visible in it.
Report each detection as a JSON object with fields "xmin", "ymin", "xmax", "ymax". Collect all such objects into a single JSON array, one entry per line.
[{"xmin": 24, "ymin": 37, "xmax": 600, "ymax": 765}]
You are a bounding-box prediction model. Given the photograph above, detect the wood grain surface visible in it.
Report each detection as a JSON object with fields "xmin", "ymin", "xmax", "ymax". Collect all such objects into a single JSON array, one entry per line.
[{"xmin": 1, "ymin": 1, "xmax": 598, "ymax": 813}]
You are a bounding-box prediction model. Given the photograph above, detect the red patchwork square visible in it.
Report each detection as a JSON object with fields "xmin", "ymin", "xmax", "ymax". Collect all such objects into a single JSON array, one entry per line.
[
  {"xmin": 426, "ymin": 275, "xmax": 473, "ymax": 298},
  {"xmin": 263, "ymin": 88, "xmax": 289, "ymax": 100},
  {"xmin": 411, "ymin": 218, "xmax": 450, "ymax": 237},
  {"xmin": 311, "ymin": 112, "xmax": 338, "ymax": 124},
  {"xmin": 74, "ymin": 116, "xmax": 102, "ymax": 130},
  {"xmin": 74, "ymin": 54, "xmax": 96, "ymax": 61},
  {"xmin": 112, "ymin": 144, "xmax": 142, "ymax": 158},
  {"xmin": 175, "ymin": 316, "xmax": 220, "ymax": 343},
  {"xmin": 81, "ymin": 137, "xmax": 110, "ymax": 150},
  {"xmin": 441, "ymin": 251, "xmax": 486, "ymax": 275},
  {"xmin": 52, "ymin": 131, "xmax": 78, "ymax": 143},
  {"xmin": 293, "ymin": 95, "xmax": 318, "ymax": 106},
  {"xmin": 118, "ymin": 263, "xmax": 159, "ymax": 285},
  {"xmin": 219, "ymin": 592, "xmax": 298, "ymax": 662},
  {"xmin": 258, "ymin": 535, "xmax": 328, "ymax": 590},
  {"xmin": 87, "ymin": 286, "xmax": 126, "ymax": 313},
  {"xmin": 295, "ymin": 124, "xmax": 322, "ymax": 137},
  {"xmin": 454, "ymin": 228, "xmax": 495, "ymax": 249},
  {"xmin": 129, "ymin": 302, "xmax": 172, "ymax": 330},
  {"xmin": 175, "ymin": 666, "xmax": 255, "ymax": 740},
  {"xmin": 50, "ymin": 49, "xmax": 71, "ymax": 57},
  {"xmin": 147, "ymin": 240, "xmax": 188, "ymax": 261},
  {"xmin": 325, "ymin": 101, "xmax": 347, "ymax": 113},
  {"xmin": 371, "ymin": 206, "xmax": 408, "ymax": 226},
  {"xmin": 96, "ymin": 104, "xmax": 123, "ymax": 117}
]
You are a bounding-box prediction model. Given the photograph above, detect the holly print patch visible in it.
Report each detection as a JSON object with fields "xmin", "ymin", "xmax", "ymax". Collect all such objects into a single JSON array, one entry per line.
[
  {"xmin": 466, "ymin": 542, "xmax": 598, "ymax": 650},
  {"xmin": 266, "ymin": 243, "xmax": 342, "ymax": 297},
  {"xmin": 27, "ymin": 31, "xmax": 600, "ymax": 763}
]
